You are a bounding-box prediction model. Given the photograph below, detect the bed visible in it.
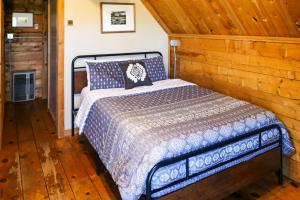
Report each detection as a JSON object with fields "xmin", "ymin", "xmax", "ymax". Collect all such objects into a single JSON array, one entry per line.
[{"xmin": 71, "ymin": 52, "xmax": 294, "ymax": 200}]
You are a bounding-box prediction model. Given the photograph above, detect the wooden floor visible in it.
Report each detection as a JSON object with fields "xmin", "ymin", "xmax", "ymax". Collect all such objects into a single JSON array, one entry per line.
[{"xmin": 0, "ymin": 100, "xmax": 300, "ymax": 200}]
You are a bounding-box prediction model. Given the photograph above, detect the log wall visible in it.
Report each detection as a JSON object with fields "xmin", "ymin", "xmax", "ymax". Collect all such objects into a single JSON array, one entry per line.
[
  {"xmin": 0, "ymin": 0, "xmax": 4, "ymax": 148},
  {"xmin": 169, "ymin": 34, "xmax": 300, "ymax": 182},
  {"xmin": 4, "ymin": 0, "xmax": 48, "ymax": 101}
]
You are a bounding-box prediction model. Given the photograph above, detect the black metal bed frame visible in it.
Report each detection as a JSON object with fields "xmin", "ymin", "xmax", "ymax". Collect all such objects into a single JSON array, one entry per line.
[
  {"xmin": 71, "ymin": 52, "xmax": 283, "ymax": 200},
  {"xmin": 145, "ymin": 124, "xmax": 283, "ymax": 199}
]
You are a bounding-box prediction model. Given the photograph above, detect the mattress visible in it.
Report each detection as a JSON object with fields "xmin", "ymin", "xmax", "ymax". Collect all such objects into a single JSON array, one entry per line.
[{"xmin": 75, "ymin": 79, "xmax": 294, "ymax": 200}]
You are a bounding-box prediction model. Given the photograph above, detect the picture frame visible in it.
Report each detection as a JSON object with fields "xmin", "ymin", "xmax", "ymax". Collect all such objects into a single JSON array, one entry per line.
[
  {"xmin": 12, "ymin": 12, "xmax": 34, "ymax": 28},
  {"xmin": 100, "ymin": 2, "xmax": 135, "ymax": 33}
]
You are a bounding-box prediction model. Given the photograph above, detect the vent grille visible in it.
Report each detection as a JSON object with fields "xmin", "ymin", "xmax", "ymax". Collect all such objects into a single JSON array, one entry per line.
[{"xmin": 13, "ymin": 71, "xmax": 35, "ymax": 102}]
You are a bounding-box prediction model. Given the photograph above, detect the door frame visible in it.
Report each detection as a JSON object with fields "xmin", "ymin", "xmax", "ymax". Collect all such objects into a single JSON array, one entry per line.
[
  {"xmin": 48, "ymin": 0, "xmax": 64, "ymax": 138},
  {"xmin": 57, "ymin": 0, "xmax": 64, "ymax": 138},
  {"xmin": 0, "ymin": 0, "xmax": 4, "ymax": 148},
  {"xmin": 0, "ymin": 0, "xmax": 65, "ymax": 143}
]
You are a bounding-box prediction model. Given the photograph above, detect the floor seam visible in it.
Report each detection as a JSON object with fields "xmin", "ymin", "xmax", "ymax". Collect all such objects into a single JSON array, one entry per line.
[{"xmin": 15, "ymin": 104, "xmax": 25, "ymax": 200}]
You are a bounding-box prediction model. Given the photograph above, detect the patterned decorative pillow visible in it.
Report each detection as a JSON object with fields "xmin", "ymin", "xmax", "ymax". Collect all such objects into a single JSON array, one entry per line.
[
  {"xmin": 86, "ymin": 61, "xmax": 124, "ymax": 90},
  {"xmin": 119, "ymin": 61, "xmax": 153, "ymax": 89},
  {"xmin": 139, "ymin": 56, "xmax": 167, "ymax": 82}
]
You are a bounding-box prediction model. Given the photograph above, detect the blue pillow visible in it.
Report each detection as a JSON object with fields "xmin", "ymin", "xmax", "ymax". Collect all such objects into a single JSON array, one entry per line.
[
  {"xmin": 86, "ymin": 56, "xmax": 166, "ymax": 90},
  {"xmin": 86, "ymin": 61, "xmax": 124, "ymax": 90},
  {"xmin": 140, "ymin": 56, "xmax": 167, "ymax": 82}
]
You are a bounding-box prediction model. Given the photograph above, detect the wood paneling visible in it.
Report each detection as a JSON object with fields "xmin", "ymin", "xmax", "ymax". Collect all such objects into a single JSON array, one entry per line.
[
  {"xmin": 48, "ymin": 0, "xmax": 57, "ymax": 123},
  {"xmin": 47, "ymin": 0, "xmax": 64, "ymax": 138},
  {"xmin": 0, "ymin": 0, "xmax": 4, "ymax": 149},
  {"xmin": 142, "ymin": 0, "xmax": 300, "ymax": 37},
  {"xmin": 286, "ymin": 0, "xmax": 300, "ymax": 28},
  {"xmin": 74, "ymin": 71, "xmax": 87, "ymax": 94},
  {"xmin": 141, "ymin": 0, "xmax": 171, "ymax": 34},
  {"xmin": 5, "ymin": 37, "xmax": 45, "ymax": 100},
  {"xmin": 169, "ymin": 34, "xmax": 300, "ymax": 182},
  {"xmin": 4, "ymin": 0, "xmax": 48, "ymax": 101},
  {"xmin": 1, "ymin": 100, "xmax": 300, "ymax": 199}
]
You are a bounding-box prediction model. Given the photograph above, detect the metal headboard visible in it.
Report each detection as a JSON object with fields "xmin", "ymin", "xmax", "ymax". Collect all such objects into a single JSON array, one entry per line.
[{"xmin": 71, "ymin": 51, "xmax": 163, "ymax": 136}]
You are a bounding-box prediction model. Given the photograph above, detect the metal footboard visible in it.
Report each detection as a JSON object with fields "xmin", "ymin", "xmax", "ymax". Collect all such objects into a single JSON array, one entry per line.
[{"xmin": 145, "ymin": 124, "xmax": 283, "ymax": 199}]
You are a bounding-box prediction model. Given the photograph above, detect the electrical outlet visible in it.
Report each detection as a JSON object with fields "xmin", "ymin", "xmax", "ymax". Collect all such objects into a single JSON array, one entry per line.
[{"xmin": 67, "ymin": 20, "xmax": 74, "ymax": 26}]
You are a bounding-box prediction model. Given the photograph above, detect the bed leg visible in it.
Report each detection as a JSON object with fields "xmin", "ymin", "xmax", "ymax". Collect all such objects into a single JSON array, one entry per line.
[
  {"xmin": 278, "ymin": 128, "xmax": 283, "ymax": 186},
  {"xmin": 93, "ymin": 153, "xmax": 102, "ymax": 176},
  {"xmin": 96, "ymin": 165, "xmax": 101, "ymax": 176},
  {"xmin": 277, "ymin": 169, "xmax": 283, "ymax": 185}
]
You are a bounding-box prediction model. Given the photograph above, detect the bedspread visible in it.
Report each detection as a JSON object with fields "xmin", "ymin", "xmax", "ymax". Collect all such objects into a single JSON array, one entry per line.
[{"xmin": 76, "ymin": 79, "xmax": 294, "ymax": 200}]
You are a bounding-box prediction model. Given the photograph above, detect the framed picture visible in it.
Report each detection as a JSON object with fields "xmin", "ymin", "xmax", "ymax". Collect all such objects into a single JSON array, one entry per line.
[
  {"xmin": 101, "ymin": 3, "xmax": 135, "ymax": 33},
  {"xmin": 12, "ymin": 12, "xmax": 34, "ymax": 28}
]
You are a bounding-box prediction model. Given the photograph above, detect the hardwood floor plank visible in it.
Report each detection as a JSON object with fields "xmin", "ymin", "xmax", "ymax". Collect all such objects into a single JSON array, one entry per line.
[
  {"xmin": 0, "ymin": 103, "xmax": 23, "ymax": 200},
  {"xmin": 15, "ymin": 103, "xmax": 49, "ymax": 199},
  {"xmin": 69, "ymin": 136, "xmax": 119, "ymax": 200},
  {"xmin": 54, "ymin": 138, "xmax": 102, "ymax": 200},
  {"xmin": 38, "ymin": 100, "xmax": 56, "ymax": 134},
  {"xmin": 30, "ymin": 101, "xmax": 76, "ymax": 200},
  {"xmin": 257, "ymin": 176, "xmax": 300, "ymax": 200},
  {"xmin": 234, "ymin": 175, "xmax": 281, "ymax": 200},
  {"xmin": 2, "ymin": 103, "xmax": 17, "ymax": 147}
]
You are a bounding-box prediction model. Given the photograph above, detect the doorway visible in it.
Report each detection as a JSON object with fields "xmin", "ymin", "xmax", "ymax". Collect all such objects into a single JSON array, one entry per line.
[
  {"xmin": 0, "ymin": 0, "xmax": 65, "ymax": 146},
  {"xmin": 4, "ymin": 0, "xmax": 48, "ymax": 103}
]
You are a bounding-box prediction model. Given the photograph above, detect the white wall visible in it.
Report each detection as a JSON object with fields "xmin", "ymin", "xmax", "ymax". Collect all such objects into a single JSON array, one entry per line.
[{"xmin": 64, "ymin": 0, "xmax": 169, "ymax": 130}]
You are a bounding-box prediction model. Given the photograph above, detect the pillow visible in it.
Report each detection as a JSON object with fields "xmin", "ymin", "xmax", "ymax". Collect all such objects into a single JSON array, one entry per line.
[
  {"xmin": 84, "ymin": 57, "xmax": 137, "ymax": 90},
  {"xmin": 86, "ymin": 61, "xmax": 124, "ymax": 90},
  {"xmin": 119, "ymin": 61, "xmax": 153, "ymax": 89},
  {"xmin": 139, "ymin": 56, "xmax": 167, "ymax": 82},
  {"xmin": 85, "ymin": 55, "xmax": 166, "ymax": 90}
]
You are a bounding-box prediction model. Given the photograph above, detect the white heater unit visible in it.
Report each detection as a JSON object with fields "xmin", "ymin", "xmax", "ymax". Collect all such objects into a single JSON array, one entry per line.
[{"xmin": 12, "ymin": 71, "xmax": 36, "ymax": 102}]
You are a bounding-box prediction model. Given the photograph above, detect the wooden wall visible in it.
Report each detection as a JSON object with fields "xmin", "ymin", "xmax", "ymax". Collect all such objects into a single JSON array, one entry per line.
[
  {"xmin": 4, "ymin": 0, "xmax": 48, "ymax": 101},
  {"xmin": 0, "ymin": 0, "xmax": 4, "ymax": 148},
  {"xmin": 142, "ymin": 0, "xmax": 300, "ymax": 37},
  {"xmin": 48, "ymin": 0, "xmax": 57, "ymax": 123},
  {"xmin": 169, "ymin": 34, "xmax": 300, "ymax": 181},
  {"xmin": 48, "ymin": 0, "xmax": 64, "ymax": 138}
]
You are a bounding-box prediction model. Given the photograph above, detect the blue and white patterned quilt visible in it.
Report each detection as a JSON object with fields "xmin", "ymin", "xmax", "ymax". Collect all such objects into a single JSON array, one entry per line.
[{"xmin": 75, "ymin": 79, "xmax": 294, "ymax": 200}]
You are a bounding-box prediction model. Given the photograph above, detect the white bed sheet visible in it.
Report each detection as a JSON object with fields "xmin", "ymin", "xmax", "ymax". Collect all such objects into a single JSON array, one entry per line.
[
  {"xmin": 74, "ymin": 87, "xmax": 89, "ymax": 109},
  {"xmin": 75, "ymin": 79, "xmax": 196, "ymax": 133}
]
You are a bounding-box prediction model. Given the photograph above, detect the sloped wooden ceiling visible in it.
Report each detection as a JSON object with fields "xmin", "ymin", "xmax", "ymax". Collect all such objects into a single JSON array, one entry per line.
[{"xmin": 142, "ymin": 0, "xmax": 300, "ymax": 37}]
